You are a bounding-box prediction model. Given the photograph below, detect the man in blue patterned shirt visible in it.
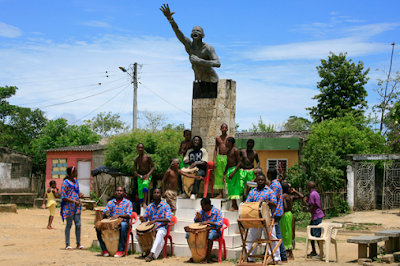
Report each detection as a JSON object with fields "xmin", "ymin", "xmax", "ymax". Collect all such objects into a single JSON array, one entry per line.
[
  {"xmin": 245, "ymin": 174, "xmax": 277, "ymax": 262},
  {"xmin": 96, "ymin": 186, "xmax": 132, "ymax": 257},
  {"xmin": 185, "ymin": 197, "xmax": 223, "ymax": 264},
  {"xmin": 268, "ymin": 168, "xmax": 287, "ymax": 262},
  {"xmin": 137, "ymin": 188, "xmax": 172, "ymax": 262}
]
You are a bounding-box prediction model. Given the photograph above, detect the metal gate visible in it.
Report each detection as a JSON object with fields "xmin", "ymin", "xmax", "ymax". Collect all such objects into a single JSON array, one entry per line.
[
  {"xmin": 382, "ymin": 162, "xmax": 400, "ymax": 210},
  {"xmin": 355, "ymin": 162, "xmax": 375, "ymax": 211}
]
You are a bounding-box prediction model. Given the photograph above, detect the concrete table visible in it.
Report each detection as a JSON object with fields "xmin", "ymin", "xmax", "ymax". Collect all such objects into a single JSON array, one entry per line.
[
  {"xmin": 375, "ymin": 230, "xmax": 400, "ymax": 253},
  {"xmin": 347, "ymin": 235, "xmax": 389, "ymax": 259}
]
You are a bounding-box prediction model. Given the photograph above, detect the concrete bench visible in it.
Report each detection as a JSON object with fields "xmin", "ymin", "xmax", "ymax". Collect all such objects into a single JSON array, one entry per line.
[
  {"xmin": 347, "ymin": 235, "xmax": 389, "ymax": 259},
  {"xmin": 375, "ymin": 230, "xmax": 400, "ymax": 253}
]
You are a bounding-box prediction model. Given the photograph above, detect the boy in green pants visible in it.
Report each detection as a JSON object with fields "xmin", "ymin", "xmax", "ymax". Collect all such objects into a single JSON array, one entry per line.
[{"xmin": 134, "ymin": 143, "xmax": 155, "ymax": 209}]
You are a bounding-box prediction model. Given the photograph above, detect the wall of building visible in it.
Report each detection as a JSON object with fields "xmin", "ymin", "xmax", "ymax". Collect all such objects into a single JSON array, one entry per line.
[
  {"xmin": 92, "ymin": 149, "xmax": 106, "ymax": 170},
  {"xmin": 256, "ymin": 150, "xmax": 299, "ymax": 172},
  {"xmin": 0, "ymin": 147, "xmax": 32, "ymax": 193},
  {"xmin": 46, "ymin": 151, "xmax": 93, "ymax": 192}
]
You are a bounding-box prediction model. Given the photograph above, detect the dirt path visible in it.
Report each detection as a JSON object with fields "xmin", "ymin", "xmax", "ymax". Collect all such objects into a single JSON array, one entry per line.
[{"xmin": 0, "ymin": 208, "xmax": 398, "ymax": 265}]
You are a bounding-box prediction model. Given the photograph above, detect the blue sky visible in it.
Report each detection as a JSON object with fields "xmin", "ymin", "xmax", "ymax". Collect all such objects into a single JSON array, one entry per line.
[{"xmin": 1, "ymin": 0, "xmax": 399, "ymax": 131}]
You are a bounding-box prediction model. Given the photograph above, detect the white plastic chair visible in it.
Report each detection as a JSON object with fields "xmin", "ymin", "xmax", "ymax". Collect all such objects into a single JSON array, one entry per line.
[{"xmin": 305, "ymin": 222, "xmax": 343, "ymax": 263}]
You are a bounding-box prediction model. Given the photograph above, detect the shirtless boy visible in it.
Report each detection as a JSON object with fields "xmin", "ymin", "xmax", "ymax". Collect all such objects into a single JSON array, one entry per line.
[
  {"xmin": 134, "ymin": 143, "xmax": 155, "ymax": 209},
  {"xmin": 161, "ymin": 158, "xmax": 200, "ymax": 214},
  {"xmin": 177, "ymin": 130, "xmax": 192, "ymax": 196},
  {"xmin": 240, "ymin": 139, "xmax": 260, "ymax": 195},
  {"xmin": 213, "ymin": 123, "xmax": 231, "ymax": 199},
  {"xmin": 281, "ymin": 182, "xmax": 304, "ymax": 260},
  {"xmin": 223, "ymin": 137, "xmax": 242, "ymax": 211}
]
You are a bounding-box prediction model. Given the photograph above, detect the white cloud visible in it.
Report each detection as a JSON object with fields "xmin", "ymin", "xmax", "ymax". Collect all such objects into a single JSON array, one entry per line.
[
  {"xmin": 80, "ymin": 21, "xmax": 111, "ymax": 28},
  {"xmin": 0, "ymin": 22, "xmax": 22, "ymax": 38}
]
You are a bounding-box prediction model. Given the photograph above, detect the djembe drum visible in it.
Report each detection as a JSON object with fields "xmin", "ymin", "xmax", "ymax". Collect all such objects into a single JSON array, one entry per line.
[
  {"xmin": 181, "ymin": 166, "xmax": 199, "ymax": 197},
  {"xmin": 93, "ymin": 207, "xmax": 105, "ymax": 224},
  {"xmin": 95, "ymin": 218, "xmax": 123, "ymax": 256},
  {"xmin": 185, "ymin": 223, "xmax": 210, "ymax": 263},
  {"xmin": 136, "ymin": 222, "xmax": 156, "ymax": 255},
  {"xmin": 238, "ymin": 202, "xmax": 271, "ymax": 228}
]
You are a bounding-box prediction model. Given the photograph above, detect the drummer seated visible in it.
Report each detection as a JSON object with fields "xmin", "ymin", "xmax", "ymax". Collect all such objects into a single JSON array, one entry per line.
[
  {"xmin": 137, "ymin": 188, "xmax": 172, "ymax": 262},
  {"xmin": 185, "ymin": 197, "xmax": 223, "ymax": 264},
  {"xmin": 96, "ymin": 186, "xmax": 132, "ymax": 258}
]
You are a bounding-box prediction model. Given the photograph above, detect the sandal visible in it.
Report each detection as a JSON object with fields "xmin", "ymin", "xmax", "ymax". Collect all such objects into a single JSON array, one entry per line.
[
  {"xmin": 77, "ymin": 245, "xmax": 86, "ymax": 250},
  {"xmin": 145, "ymin": 255, "xmax": 153, "ymax": 262},
  {"xmin": 66, "ymin": 246, "xmax": 73, "ymax": 250}
]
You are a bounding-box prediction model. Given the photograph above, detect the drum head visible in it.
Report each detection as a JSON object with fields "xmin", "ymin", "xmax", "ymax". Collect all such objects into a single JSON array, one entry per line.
[
  {"xmin": 137, "ymin": 222, "xmax": 155, "ymax": 232},
  {"xmin": 101, "ymin": 218, "xmax": 116, "ymax": 223},
  {"xmin": 188, "ymin": 223, "xmax": 208, "ymax": 230},
  {"xmin": 94, "ymin": 207, "xmax": 105, "ymax": 211},
  {"xmin": 260, "ymin": 202, "xmax": 271, "ymax": 222},
  {"xmin": 181, "ymin": 166, "xmax": 199, "ymax": 173}
]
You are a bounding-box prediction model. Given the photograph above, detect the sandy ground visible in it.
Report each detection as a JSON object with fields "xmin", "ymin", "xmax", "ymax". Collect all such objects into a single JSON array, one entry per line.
[{"xmin": 1, "ymin": 207, "xmax": 400, "ymax": 266}]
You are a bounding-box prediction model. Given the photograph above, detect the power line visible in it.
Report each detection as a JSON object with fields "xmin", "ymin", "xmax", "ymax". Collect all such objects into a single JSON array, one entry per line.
[
  {"xmin": 15, "ymin": 76, "xmax": 127, "ymax": 96},
  {"xmin": 17, "ymin": 80, "xmax": 130, "ymax": 106},
  {"xmin": 4, "ymin": 71, "xmax": 117, "ymax": 81},
  {"xmin": 34, "ymin": 83, "xmax": 129, "ymax": 109},
  {"xmin": 71, "ymin": 85, "xmax": 130, "ymax": 125},
  {"xmin": 8, "ymin": 74, "xmax": 125, "ymax": 85},
  {"xmin": 138, "ymin": 82, "xmax": 190, "ymax": 116}
]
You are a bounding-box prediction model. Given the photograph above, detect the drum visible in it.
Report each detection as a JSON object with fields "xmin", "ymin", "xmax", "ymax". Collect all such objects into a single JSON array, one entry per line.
[
  {"xmin": 181, "ymin": 166, "xmax": 198, "ymax": 197},
  {"xmin": 95, "ymin": 218, "xmax": 122, "ymax": 256},
  {"xmin": 185, "ymin": 223, "xmax": 209, "ymax": 263},
  {"xmin": 93, "ymin": 207, "xmax": 105, "ymax": 224},
  {"xmin": 136, "ymin": 222, "xmax": 156, "ymax": 255},
  {"xmin": 238, "ymin": 202, "xmax": 271, "ymax": 228}
]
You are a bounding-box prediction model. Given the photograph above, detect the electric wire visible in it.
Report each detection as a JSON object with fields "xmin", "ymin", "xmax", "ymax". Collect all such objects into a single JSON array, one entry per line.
[
  {"xmin": 4, "ymin": 71, "xmax": 117, "ymax": 81},
  {"xmin": 33, "ymin": 82, "xmax": 130, "ymax": 109},
  {"xmin": 10, "ymin": 74, "xmax": 125, "ymax": 85},
  {"xmin": 138, "ymin": 82, "xmax": 190, "ymax": 116},
  {"xmin": 15, "ymin": 76, "xmax": 127, "ymax": 96},
  {"xmin": 71, "ymin": 85, "xmax": 130, "ymax": 125},
  {"xmin": 118, "ymin": 83, "xmax": 131, "ymax": 114},
  {"xmin": 17, "ymin": 80, "xmax": 129, "ymax": 106}
]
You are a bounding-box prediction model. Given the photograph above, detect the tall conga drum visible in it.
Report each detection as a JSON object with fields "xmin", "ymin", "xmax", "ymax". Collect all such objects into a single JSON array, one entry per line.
[
  {"xmin": 136, "ymin": 222, "xmax": 156, "ymax": 256},
  {"xmin": 181, "ymin": 166, "xmax": 198, "ymax": 197},
  {"xmin": 238, "ymin": 202, "xmax": 271, "ymax": 228},
  {"xmin": 95, "ymin": 218, "xmax": 122, "ymax": 256},
  {"xmin": 185, "ymin": 223, "xmax": 209, "ymax": 263},
  {"xmin": 94, "ymin": 207, "xmax": 105, "ymax": 224}
]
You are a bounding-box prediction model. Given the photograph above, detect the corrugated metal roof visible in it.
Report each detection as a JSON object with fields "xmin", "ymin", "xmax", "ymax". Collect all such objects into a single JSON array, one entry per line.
[{"xmin": 46, "ymin": 144, "xmax": 105, "ymax": 152}]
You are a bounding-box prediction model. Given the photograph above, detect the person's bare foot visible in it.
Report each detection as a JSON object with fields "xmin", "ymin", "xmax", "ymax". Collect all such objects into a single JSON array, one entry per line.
[
  {"xmin": 227, "ymin": 207, "xmax": 238, "ymax": 211},
  {"xmin": 185, "ymin": 258, "xmax": 194, "ymax": 263},
  {"xmin": 200, "ymin": 259, "xmax": 209, "ymax": 264},
  {"xmin": 47, "ymin": 226, "xmax": 54, "ymax": 229},
  {"xmin": 214, "ymin": 194, "xmax": 223, "ymax": 199}
]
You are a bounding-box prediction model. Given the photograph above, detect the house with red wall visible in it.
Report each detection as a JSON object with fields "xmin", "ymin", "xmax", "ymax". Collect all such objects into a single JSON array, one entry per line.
[{"xmin": 45, "ymin": 144, "xmax": 106, "ymax": 197}]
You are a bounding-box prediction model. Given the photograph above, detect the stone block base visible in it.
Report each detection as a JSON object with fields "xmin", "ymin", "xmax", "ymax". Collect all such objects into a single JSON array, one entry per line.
[
  {"xmin": 0, "ymin": 204, "xmax": 17, "ymax": 213},
  {"xmin": 382, "ymin": 254, "xmax": 395, "ymax": 264}
]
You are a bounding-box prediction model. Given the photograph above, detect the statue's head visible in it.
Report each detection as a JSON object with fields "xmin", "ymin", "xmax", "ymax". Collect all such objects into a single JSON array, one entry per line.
[{"xmin": 191, "ymin": 26, "xmax": 204, "ymax": 40}]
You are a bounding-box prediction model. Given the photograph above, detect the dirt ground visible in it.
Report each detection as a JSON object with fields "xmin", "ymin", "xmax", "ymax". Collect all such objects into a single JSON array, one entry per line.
[{"xmin": 1, "ymin": 207, "xmax": 400, "ymax": 266}]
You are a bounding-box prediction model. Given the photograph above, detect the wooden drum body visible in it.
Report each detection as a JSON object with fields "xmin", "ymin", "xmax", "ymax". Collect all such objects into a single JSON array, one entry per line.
[
  {"xmin": 96, "ymin": 218, "xmax": 122, "ymax": 256},
  {"xmin": 136, "ymin": 222, "xmax": 156, "ymax": 255},
  {"xmin": 94, "ymin": 207, "xmax": 105, "ymax": 224},
  {"xmin": 181, "ymin": 167, "xmax": 198, "ymax": 196},
  {"xmin": 239, "ymin": 202, "xmax": 271, "ymax": 228},
  {"xmin": 186, "ymin": 223, "xmax": 209, "ymax": 263}
]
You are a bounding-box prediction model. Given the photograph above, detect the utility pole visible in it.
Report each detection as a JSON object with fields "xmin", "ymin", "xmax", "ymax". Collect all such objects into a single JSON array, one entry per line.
[
  {"xmin": 133, "ymin": 63, "xmax": 138, "ymax": 130},
  {"xmin": 119, "ymin": 63, "xmax": 139, "ymax": 129}
]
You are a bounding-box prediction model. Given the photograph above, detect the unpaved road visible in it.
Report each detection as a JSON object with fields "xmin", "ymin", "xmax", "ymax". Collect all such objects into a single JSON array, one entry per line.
[{"xmin": 1, "ymin": 208, "xmax": 399, "ymax": 265}]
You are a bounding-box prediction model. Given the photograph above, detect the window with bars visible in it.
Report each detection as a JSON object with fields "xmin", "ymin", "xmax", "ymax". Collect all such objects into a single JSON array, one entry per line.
[
  {"xmin": 52, "ymin": 159, "xmax": 67, "ymax": 179},
  {"xmin": 267, "ymin": 159, "xmax": 288, "ymax": 173}
]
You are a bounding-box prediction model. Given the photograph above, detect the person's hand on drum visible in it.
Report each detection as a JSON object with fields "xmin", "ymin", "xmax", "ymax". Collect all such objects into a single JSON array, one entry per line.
[
  {"xmin": 189, "ymin": 163, "xmax": 197, "ymax": 169},
  {"xmin": 147, "ymin": 220, "xmax": 156, "ymax": 225},
  {"xmin": 199, "ymin": 221, "xmax": 210, "ymax": 226},
  {"xmin": 104, "ymin": 210, "xmax": 111, "ymax": 218},
  {"xmin": 184, "ymin": 159, "xmax": 190, "ymax": 165},
  {"xmin": 110, "ymin": 215, "xmax": 119, "ymax": 220},
  {"xmin": 195, "ymin": 176, "xmax": 203, "ymax": 181},
  {"xmin": 139, "ymin": 216, "xmax": 145, "ymax": 222}
]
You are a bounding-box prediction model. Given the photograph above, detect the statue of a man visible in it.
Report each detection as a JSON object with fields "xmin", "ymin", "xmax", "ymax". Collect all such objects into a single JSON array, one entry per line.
[{"xmin": 160, "ymin": 4, "xmax": 221, "ymax": 84}]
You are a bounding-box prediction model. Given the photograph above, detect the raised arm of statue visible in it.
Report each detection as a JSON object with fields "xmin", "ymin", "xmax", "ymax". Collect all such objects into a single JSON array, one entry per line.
[{"xmin": 160, "ymin": 4, "xmax": 191, "ymax": 50}]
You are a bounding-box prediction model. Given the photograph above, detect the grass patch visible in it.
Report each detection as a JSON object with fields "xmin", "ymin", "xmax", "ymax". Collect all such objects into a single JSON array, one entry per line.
[
  {"xmin": 87, "ymin": 222, "xmax": 94, "ymax": 225},
  {"xmin": 346, "ymin": 224, "xmax": 369, "ymax": 231},
  {"xmin": 17, "ymin": 204, "xmax": 33, "ymax": 209},
  {"xmin": 295, "ymin": 219, "xmax": 310, "ymax": 230},
  {"xmin": 87, "ymin": 245, "xmax": 102, "ymax": 253},
  {"xmin": 295, "ymin": 236, "xmax": 307, "ymax": 243}
]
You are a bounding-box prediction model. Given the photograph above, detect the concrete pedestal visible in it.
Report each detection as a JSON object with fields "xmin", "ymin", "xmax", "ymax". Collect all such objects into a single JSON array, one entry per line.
[{"xmin": 191, "ymin": 79, "xmax": 236, "ymax": 157}]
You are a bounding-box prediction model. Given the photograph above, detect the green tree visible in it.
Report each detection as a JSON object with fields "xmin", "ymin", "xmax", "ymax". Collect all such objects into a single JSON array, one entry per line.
[
  {"xmin": 386, "ymin": 101, "xmax": 400, "ymax": 152},
  {"xmin": 372, "ymin": 71, "xmax": 400, "ymax": 134},
  {"xmin": 162, "ymin": 123, "xmax": 185, "ymax": 131},
  {"xmin": 0, "ymin": 85, "xmax": 18, "ymax": 120},
  {"xmin": 31, "ymin": 119, "xmax": 101, "ymax": 173},
  {"xmin": 141, "ymin": 110, "xmax": 167, "ymax": 131},
  {"xmin": 104, "ymin": 129, "xmax": 181, "ymax": 177},
  {"xmin": 307, "ymin": 52, "xmax": 370, "ymax": 123},
  {"xmin": 286, "ymin": 114, "xmax": 387, "ymax": 191},
  {"xmin": 283, "ymin": 116, "xmax": 311, "ymax": 131},
  {"xmin": 247, "ymin": 116, "xmax": 275, "ymax": 132},
  {"xmin": 84, "ymin": 111, "xmax": 129, "ymax": 137}
]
